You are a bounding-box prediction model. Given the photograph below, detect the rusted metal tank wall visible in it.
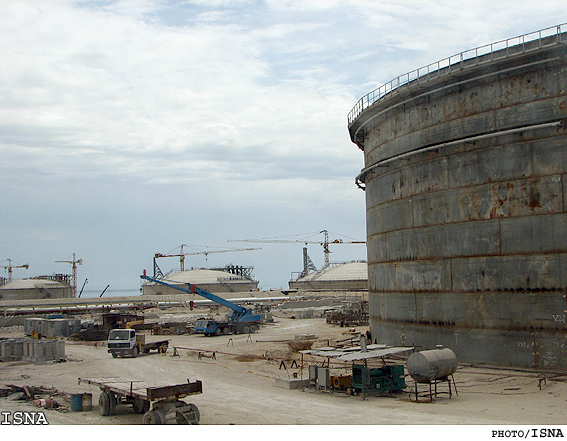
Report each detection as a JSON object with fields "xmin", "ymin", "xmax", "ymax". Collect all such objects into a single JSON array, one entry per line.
[{"xmin": 349, "ymin": 33, "xmax": 567, "ymax": 369}]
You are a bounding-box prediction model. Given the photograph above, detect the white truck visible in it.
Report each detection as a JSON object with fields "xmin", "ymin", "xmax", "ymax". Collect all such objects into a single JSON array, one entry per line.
[{"xmin": 107, "ymin": 329, "xmax": 169, "ymax": 358}]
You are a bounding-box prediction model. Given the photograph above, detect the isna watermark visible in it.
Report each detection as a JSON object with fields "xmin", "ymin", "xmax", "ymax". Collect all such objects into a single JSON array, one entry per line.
[{"xmin": 1, "ymin": 411, "xmax": 49, "ymax": 425}]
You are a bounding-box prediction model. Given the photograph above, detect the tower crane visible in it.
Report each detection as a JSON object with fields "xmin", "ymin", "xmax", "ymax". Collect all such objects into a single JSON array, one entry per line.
[
  {"xmin": 228, "ymin": 230, "xmax": 365, "ymax": 269},
  {"xmin": 1, "ymin": 259, "xmax": 29, "ymax": 281},
  {"xmin": 56, "ymin": 253, "xmax": 82, "ymax": 297},
  {"xmin": 153, "ymin": 244, "xmax": 262, "ymax": 278}
]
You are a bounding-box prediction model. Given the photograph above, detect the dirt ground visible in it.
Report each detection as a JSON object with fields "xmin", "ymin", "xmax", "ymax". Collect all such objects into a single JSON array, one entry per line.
[{"xmin": 1, "ymin": 313, "xmax": 567, "ymax": 429}]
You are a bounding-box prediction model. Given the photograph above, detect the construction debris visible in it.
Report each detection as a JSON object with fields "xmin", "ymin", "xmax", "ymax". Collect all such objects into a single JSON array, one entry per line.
[{"xmin": 0, "ymin": 384, "xmax": 69, "ymax": 410}]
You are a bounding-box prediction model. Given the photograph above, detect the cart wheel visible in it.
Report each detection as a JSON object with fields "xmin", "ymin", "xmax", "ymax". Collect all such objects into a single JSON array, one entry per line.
[
  {"xmin": 133, "ymin": 398, "xmax": 150, "ymax": 414},
  {"xmin": 176, "ymin": 403, "xmax": 200, "ymax": 425},
  {"xmin": 99, "ymin": 392, "xmax": 111, "ymax": 416},
  {"xmin": 132, "ymin": 346, "xmax": 139, "ymax": 358},
  {"xmin": 143, "ymin": 409, "xmax": 166, "ymax": 424},
  {"xmin": 214, "ymin": 328, "xmax": 222, "ymax": 336}
]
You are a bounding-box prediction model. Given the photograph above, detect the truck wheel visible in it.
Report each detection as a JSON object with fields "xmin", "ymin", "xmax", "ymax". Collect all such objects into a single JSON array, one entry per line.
[
  {"xmin": 143, "ymin": 409, "xmax": 166, "ymax": 425},
  {"xmin": 108, "ymin": 392, "xmax": 117, "ymax": 415},
  {"xmin": 214, "ymin": 328, "xmax": 222, "ymax": 336},
  {"xmin": 242, "ymin": 325, "xmax": 250, "ymax": 334},
  {"xmin": 250, "ymin": 324, "xmax": 259, "ymax": 333},
  {"xmin": 99, "ymin": 392, "xmax": 116, "ymax": 416},
  {"xmin": 222, "ymin": 327, "xmax": 230, "ymax": 335},
  {"xmin": 176, "ymin": 403, "xmax": 200, "ymax": 425},
  {"xmin": 111, "ymin": 352, "xmax": 118, "ymax": 358},
  {"xmin": 99, "ymin": 392, "xmax": 111, "ymax": 416},
  {"xmin": 132, "ymin": 346, "xmax": 139, "ymax": 358},
  {"xmin": 133, "ymin": 398, "xmax": 150, "ymax": 414}
]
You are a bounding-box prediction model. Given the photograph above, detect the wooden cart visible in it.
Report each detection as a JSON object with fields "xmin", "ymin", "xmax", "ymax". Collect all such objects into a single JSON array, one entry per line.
[{"xmin": 78, "ymin": 377, "xmax": 203, "ymax": 424}]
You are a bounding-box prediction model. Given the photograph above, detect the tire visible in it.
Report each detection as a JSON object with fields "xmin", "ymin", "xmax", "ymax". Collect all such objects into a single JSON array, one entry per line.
[
  {"xmin": 99, "ymin": 392, "xmax": 111, "ymax": 416},
  {"xmin": 132, "ymin": 345, "xmax": 139, "ymax": 358},
  {"xmin": 222, "ymin": 327, "xmax": 230, "ymax": 335},
  {"xmin": 249, "ymin": 324, "xmax": 259, "ymax": 333},
  {"xmin": 176, "ymin": 403, "xmax": 200, "ymax": 425},
  {"xmin": 133, "ymin": 398, "xmax": 150, "ymax": 414},
  {"xmin": 108, "ymin": 392, "xmax": 117, "ymax": 415},
  {"xmin": 242, "ymin": 325, "xmax": 250, "ymax": 334},
  {"xmin": 187, "ymin": 403, "xmax": 200, "ymax": 424},
  {"xmin": 159, "ymin": 344, "xmax": 168, "ymax": 353},
  {"xmin": 235, "ymin": 325, "xmax": 243, "ymax": 334},
  {"xmin": 143, "ymin": 409, "xmax": 165, "ymax": 425},
  {"xmin": 214, "ymin": 328, "xmax": 222, "ymax": 336},
  {"xmin": 111, "ymin": 352, "xmax": 118, "ymax": 358}
]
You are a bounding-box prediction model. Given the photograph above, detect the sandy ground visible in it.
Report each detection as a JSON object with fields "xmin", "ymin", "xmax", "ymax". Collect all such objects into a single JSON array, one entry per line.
[{"xmin": 1, "ymin": 315, "xmax": 566, "ymax": 428}]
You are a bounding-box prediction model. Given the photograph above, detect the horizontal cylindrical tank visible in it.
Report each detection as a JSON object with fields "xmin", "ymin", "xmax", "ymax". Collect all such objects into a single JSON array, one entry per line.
[{"xmin": 407, "ymin": 348, "xmax": 457, "ymax": 383}]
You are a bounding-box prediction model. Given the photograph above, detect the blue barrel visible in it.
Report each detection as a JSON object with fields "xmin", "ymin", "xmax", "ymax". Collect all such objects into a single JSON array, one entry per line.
[{"xmin": 70, "ymin": 394, "xmax": 83, "ymax": 412}]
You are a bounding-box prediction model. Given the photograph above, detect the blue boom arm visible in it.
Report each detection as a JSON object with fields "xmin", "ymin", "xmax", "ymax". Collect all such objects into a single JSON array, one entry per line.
[{"xmin": 140, "ymin": 274, "xmax": 252, "ymax": 318}]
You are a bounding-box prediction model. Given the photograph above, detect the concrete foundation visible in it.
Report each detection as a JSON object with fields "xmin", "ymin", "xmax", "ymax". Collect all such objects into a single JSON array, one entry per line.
[
  {"xmin": 349, "ymin": 26, "xmax": 567, "ymax": 369},
  {"xmin": 275, "ymin": 379, "xmax": 311, "ymax": 390}
]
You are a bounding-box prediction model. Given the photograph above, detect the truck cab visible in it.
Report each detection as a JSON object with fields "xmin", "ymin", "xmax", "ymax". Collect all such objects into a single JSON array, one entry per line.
[
  {"xmin": 194, "ymin": 319, "xmax": 222, "ymax": 336},
  {"xmin": 108, "ymin": 329, "xmax": 140, "ymax": 358}
]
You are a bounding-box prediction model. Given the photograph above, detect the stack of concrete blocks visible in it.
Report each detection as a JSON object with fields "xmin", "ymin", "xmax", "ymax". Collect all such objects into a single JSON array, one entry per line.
[
  {"xmin": 24, "ymin": 318, "xmax": 43, "ymax": 336},
  {"xmin": 0, "ymin": 338, "xmax": 26, "ymax": 362},
  {"xmin": 0, "ymin": 338, "xmax": 65, "ymax": 362},
  {"xmin": 22, "ymin": 339, "xmax": 65, "ymax": 362},
  {"xmin": 24, "ymin": 318, "xmax": 81, "ymax": 338}
]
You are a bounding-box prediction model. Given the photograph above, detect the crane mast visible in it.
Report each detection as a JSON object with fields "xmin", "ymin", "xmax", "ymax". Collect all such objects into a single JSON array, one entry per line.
[
  {"xmin": 56, "ymin": 253, "xmax": 82, "ymax": 297},
  {"xmin": 1, "ymin": 259, "xmax": 29, "ymax": 281}
]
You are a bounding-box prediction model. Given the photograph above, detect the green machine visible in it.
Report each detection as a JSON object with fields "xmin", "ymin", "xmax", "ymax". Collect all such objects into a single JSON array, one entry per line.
[{"xmin": 351, "ymin": 363, "xmax": 406, "ymax": 395}]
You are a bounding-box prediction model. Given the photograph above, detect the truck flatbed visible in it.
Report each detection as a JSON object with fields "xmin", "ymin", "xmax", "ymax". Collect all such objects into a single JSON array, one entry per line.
[{"xmin": 78, "ymin": 377, "xmax": 203, "ymax": 424}]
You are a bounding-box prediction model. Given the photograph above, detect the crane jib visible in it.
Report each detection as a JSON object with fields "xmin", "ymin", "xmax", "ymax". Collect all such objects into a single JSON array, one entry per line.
[{"xmin": 140, "ymin": 274, "xmax": 248, "ymax": 316}]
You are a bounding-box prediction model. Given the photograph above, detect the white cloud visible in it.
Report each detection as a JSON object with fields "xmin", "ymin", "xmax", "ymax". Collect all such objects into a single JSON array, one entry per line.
[{"xmin": 1, "ymin": 0, "xmax": 566, "ymax": 290}]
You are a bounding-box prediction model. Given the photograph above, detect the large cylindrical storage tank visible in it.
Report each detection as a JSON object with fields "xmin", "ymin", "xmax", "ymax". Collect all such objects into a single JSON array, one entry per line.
[
  {"xmin": 348, "ymin": 25, "xmax": 567, "ymax": 369},
  {"xmin": 0, "ymin": 278, "xmax": 73, "ymax": 300}
]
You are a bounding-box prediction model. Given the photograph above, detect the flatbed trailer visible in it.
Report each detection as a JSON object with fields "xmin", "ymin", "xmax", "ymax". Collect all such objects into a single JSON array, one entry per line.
[{"xmin": 78, "ymin": 377, "xmax": 203, "ymax": 424}]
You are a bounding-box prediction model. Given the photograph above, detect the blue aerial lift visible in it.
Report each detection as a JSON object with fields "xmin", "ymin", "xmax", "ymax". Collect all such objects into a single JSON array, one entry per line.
[{"xmin": 140, "ymin": 274, "xmax": 262, "ymax": 336}]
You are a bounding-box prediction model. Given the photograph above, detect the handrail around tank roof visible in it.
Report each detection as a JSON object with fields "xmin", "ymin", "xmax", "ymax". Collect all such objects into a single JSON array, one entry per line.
[{"xmin": 347, "ymin": 23, "xmax": 567, "ymax": 127}]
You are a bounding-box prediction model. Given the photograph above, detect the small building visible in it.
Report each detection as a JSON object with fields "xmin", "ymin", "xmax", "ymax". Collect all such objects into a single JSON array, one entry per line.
[{"xmin": 289, "ymin": 262, "xmax": 368, "ymax": 291}]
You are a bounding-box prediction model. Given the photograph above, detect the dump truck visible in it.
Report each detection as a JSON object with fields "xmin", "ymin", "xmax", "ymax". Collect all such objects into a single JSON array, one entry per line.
[
  {"xmin": 78, "ymin": 377, "xmax": 202, "ymax": 424},
  {"xmin": 141, "ymin": 274, "xmax": 262, "ymax": 336},
  {"xmin": 107, "ymin": 328, "xmax": 169, "ymax": 358}
]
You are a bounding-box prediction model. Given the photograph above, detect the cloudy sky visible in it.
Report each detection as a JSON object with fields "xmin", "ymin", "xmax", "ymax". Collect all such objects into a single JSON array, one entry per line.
[{"xmin": 1, "ymin": 1, "xmax": 566, "ymax": 295}]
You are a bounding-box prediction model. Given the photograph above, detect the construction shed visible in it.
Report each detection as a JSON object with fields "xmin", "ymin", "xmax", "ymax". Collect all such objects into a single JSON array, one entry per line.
[
  {"xmin": 289, "ymin": 262, "xmax": 368, "ymax": 291},
  {"xmin": 142, "ymin": 268, "xmax": 259, "ymax": 296},
  {"xmin": 0, "ymin": 278, "xmax": 72, "ymax": 301}
]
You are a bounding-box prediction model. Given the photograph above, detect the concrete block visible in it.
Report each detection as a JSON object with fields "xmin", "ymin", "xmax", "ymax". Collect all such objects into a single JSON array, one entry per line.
[{"xmin": 275, "ymin": 379, "xmax": 310, "ymax": 390}]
